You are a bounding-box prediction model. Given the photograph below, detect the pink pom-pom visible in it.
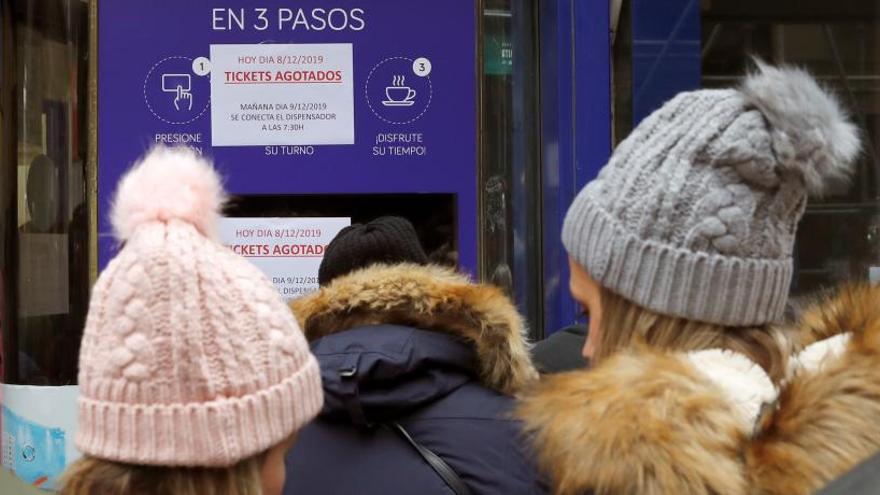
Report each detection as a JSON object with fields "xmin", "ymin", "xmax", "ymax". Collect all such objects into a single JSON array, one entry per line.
[{"xmin": 111, "ymin": 146, "xmax": 225, "ymax": 241}]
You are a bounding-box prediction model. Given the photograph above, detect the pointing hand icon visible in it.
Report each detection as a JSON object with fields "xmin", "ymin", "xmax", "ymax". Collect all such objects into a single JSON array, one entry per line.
[{"xmin": 173, "ymin": 85, "xmax": 193, "ymax": 111}]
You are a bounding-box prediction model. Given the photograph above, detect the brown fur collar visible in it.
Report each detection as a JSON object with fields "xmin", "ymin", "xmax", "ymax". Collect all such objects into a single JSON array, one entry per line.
[
  {"xmin": 290, "ymin": 263, "xmax": 538, "ymax": 395},
  {"xmin": 517, "ymin": 284, "xmax": 880, "ymax": 495}
]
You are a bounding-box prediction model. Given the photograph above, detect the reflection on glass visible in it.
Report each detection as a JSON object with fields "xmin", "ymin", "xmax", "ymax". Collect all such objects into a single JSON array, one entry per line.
[
  {"xmin": 701, "ymin": 0, "xmax": 880, "ymax": 293},
  {"xmin": 480, "ymin": 0, "xmax": 542, "ymax": 337},
  {"xmin": 620, "ymin": 1, "xmax": 880, "ymax": 296},
  {"xmin": 1, "ymin": 1, "xmax": 90, "ymax": 385}
]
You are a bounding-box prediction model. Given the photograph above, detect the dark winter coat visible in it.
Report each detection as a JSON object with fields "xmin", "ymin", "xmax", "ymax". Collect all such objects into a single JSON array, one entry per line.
[
  {"xmin": 531, "ymin": 324, "xmax": 588, "ymax": 373},
  {"xmin": 284, "ymin": 263, "xmax": 545, "ymax": 495}
]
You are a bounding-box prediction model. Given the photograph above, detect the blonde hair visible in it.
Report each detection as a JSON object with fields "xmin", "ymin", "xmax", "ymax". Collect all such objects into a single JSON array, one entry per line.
[
  {"xmin": 595, "ymin": 288, "xmax": 791, "ymax": 383},
  {"xmin": 59, "ymin": 453, "xmax": 266, "ymax": 495}
]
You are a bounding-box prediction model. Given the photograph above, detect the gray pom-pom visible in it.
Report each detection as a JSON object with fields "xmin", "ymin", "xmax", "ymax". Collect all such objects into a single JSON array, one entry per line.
[{"xmin": 740, "ymin": 62, "xmax": 861, "ymax": 195}]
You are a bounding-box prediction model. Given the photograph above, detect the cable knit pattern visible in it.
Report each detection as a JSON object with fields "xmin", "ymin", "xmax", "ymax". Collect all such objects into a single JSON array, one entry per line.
[
  {"xmin": 77, "ymin": 147, "xmax": 323, "ymax": 467},
  {"xmin": 563, "ymin": 65, "xmax": 860, "ymax": 326}
]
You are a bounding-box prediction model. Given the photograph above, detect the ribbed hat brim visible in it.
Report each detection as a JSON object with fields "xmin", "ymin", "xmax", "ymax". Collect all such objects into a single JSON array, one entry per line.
[
  {"xmin": 76, "ymin": 355, "xmax": 323, "ymax": 467},
  {"xmin": 563, "ymin": 199, "xmax": 791, "ymax": 327}
]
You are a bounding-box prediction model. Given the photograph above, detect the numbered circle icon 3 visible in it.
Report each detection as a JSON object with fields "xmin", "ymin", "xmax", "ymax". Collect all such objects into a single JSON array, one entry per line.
[
  {"xmin": 365, "ymin": 57, "xmax": 432, "ymax": 125},
  {"xmin": 413, "ymin": 57, "xmax": 432, "ymax": 77}
]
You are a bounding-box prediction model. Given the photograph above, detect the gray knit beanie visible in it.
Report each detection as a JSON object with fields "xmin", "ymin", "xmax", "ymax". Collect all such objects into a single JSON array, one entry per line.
[{"xmin": 563, "ymin": 64, "xmax": 861, "ymax": 326}]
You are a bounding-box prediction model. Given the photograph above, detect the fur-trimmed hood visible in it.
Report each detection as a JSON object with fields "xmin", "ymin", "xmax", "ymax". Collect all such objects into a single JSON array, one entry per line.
[
  {"xmin": 517, "ymin": 284, "xmax": 880, "ymax": 495},
  {"xmin": 291, "ymin": 263, "xmax": 538, "ymax": 395}
]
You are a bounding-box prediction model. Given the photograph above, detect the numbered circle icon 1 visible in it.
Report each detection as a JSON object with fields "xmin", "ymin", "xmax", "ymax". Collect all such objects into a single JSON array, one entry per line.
[
  {"xmin": 144, "ymin": 56, "xmax": 210, "ymax": 125},
  {"xmin": 413, "ymin": 57, "xmax": 432, "ymax": 77},
  {"xmin": 192, "ymin": 57, "xmax": 211, "ymax": 76}
]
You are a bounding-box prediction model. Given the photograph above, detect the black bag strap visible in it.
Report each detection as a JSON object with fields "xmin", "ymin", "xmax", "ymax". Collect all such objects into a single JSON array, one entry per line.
[{"xmin": 389, "ymin": 422, "xmax": 473, "ymax": 495}]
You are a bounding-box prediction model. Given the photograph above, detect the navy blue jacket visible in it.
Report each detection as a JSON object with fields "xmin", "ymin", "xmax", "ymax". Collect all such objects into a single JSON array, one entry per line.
[{"xmin": 284, "ymin": 264, "xmax": 545, "ymax": 495}]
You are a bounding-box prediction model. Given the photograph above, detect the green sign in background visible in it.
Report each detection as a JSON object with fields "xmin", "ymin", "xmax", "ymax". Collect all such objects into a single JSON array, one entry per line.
[{"xmin": 484, "ymin": 34, "xmax": 513, "ymax": 75}]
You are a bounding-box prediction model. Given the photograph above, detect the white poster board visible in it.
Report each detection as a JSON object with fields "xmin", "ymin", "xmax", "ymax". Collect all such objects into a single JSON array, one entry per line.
[
  {"xmin": 210, "ymin": 43, "xmax": 355, "ymax": 146},
  {"xmin": 219, "ymin": 217, "xmax": 350, "ymax": 299}
]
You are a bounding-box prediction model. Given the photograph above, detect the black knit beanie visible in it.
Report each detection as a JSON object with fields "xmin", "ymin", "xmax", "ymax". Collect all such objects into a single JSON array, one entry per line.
[{"xmin": 318, "ymin": 216, "xmax": 429, "ymax": 285}]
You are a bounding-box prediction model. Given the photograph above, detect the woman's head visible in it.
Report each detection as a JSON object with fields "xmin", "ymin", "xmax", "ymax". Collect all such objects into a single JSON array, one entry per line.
[
  {"xmin": 69, "ymin": 147, "xmax": 322, "ymax": 488},
  {"xmin": 569, "ymin": 256, "xmax": 789, "ymax": 380},
  {"xmin": 563, "ymin": 64, "xmax": 859, "ymax": 360}
]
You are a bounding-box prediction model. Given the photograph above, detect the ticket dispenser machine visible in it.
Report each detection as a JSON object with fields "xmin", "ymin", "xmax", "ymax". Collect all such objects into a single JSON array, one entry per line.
[{"xmin": 97, "ymin": 1, "xmax": 478, "ymax": 296}]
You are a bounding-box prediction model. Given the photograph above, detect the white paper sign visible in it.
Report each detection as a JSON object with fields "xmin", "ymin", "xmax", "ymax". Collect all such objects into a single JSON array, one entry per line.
[
  {"xmin": 210, "ymin": 43, "xmax": 355, "ymax": 146},
  {"xmin": 219, "ymin": 217, "xmax": 350, "ymax": 300},
  {"xmin": 2, "ymin": 385, "xmax": 79, "ymax": 491}
]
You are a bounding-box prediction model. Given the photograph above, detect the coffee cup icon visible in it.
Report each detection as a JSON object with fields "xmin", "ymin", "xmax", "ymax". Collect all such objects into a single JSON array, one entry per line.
[{"xmin": 383, "ymin": 75, "xmax": 417, "ymax": 107}]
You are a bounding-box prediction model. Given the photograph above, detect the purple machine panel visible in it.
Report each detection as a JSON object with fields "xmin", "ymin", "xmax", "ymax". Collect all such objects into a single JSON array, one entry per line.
[{"xmin": 98, "ymin": 2, "xmax": 478, "ymax": 271}]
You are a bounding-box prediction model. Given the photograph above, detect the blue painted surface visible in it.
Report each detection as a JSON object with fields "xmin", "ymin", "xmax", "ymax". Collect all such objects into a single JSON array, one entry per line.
[
  {"xmin": 632, "ymin": 0, "xmax": 701, "ymax": 125},
  {"xmin": 573, "ymin": 2, "xmax": 611, "ymax": 219},
  {"xmin": 540, "ymin": 0, "xmax": 572, "ymax": 336},
  {"xmin": 541, "ymin": 0, "xmax": 611, "ymax": 335}
]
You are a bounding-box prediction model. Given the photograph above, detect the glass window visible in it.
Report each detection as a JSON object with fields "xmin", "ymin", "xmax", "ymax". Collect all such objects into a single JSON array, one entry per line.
[
  {"xmin": 701, "ymin": 0, "xmax": 880, "ymax": 293},
  {"xmin": 0, "ymin": 0, "xmax": 90, "ymax": 385},
  {"xmin": 480, "ymin": 0, "xmax": 543, "ymax": 337},
  {"xmin": 617, "ymin": 0, "xmax": 880, "ymax": 296}
]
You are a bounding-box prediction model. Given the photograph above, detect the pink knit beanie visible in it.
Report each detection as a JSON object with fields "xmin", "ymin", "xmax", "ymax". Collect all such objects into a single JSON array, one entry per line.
[{"xmin": 76, "ymin": 146, "xmax": 323, "ymax": 467}]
